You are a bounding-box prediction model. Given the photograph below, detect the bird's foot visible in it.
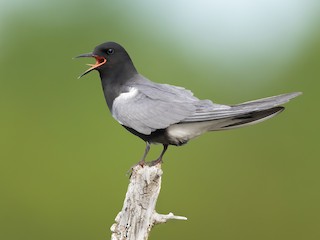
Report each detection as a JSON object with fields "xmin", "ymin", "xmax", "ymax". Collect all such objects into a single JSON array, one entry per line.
[
  {"xmin": 146, "ymin": 158, "xmax": 163, "ymax": 167},
  {"xmin": 126, "ymin": 159, "xmax": 146, "ymax": 178},
  {"xmin": 135, "ymin": 159, "xmax": 146, "ymax": 167}
]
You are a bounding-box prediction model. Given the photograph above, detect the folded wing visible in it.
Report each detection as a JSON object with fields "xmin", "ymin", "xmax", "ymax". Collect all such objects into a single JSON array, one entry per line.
[{"xmin": 112, "ymin": 75, "xmax": 301, "ymax": 135}]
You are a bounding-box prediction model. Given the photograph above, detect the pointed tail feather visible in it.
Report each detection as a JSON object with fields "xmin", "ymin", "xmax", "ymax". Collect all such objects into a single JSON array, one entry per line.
[
  {"xmin": 212, "ymin": 106, "xmax": 284, "ymax": 130},
  {"xmin": 232, "ymin": 92, "xmax": 301, "ymax": 110},
  {"xmin": 184, "ymin": 92, "xmax": 301, "ymax": 122},
  {"xmin": 168, "ymin": 93, "xmax": 301, "ymax": 143}
]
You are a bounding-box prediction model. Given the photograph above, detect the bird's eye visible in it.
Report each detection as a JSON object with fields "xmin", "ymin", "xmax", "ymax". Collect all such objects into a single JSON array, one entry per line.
[{"xmin": 107, "ymin": 48, "xmax": 115, "ymax": 55}]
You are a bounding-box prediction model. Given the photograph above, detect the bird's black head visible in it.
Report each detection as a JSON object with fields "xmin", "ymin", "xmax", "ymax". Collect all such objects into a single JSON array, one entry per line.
[{"xmin": 76, "ymin": 42, "xmax": 134, "ymax": 78}]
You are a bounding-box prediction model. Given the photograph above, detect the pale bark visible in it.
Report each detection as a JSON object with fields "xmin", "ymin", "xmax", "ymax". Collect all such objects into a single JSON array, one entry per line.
[{"xmin": 111, "ymin": 164, "xmax": 187, "ymax": 240}]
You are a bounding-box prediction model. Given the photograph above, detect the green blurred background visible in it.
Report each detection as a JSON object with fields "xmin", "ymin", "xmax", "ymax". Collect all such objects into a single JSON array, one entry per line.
[{"xmin": 1, "ymin": 0, "xmax": 319, "ymax": 239}]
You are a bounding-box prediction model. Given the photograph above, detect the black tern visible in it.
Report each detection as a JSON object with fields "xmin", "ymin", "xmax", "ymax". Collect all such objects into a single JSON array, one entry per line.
[{"xmin": 76, "ymin": 41, "xmax": 301, "ymax": 165}]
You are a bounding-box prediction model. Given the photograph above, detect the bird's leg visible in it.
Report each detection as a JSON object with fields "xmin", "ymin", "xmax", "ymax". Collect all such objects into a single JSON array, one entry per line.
[
  {"xmin": 137, "ymin": 142, "xmax": 151, "ymax": 166},
  {"xmin": 149, "ymin": 144, "xmax": 168, "ymax": 166},
  {"xmin": 127, "ymin": 142, "xmax": 151, "ymax": 177}
]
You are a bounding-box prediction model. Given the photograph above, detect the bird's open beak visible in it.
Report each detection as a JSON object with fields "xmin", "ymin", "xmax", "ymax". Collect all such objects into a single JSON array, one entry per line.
[{"xmin": 75, "ymin": 52, "xmax": 107, "ymax": 78}]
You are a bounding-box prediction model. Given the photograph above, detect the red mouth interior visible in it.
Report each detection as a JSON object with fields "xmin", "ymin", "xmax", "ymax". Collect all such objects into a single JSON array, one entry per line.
[
  {"xmin": 87, "ymin": 56, "xmax": 107, "ymax": 69},
  {"xmin": 78, "ymin": 55, "xmax": 107, "ymax": 78}
]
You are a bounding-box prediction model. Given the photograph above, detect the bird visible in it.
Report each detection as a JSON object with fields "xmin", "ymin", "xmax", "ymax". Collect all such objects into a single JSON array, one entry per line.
[{"xmin": 76, "ymin": 41, "xmax": 301, "ymax": 166}]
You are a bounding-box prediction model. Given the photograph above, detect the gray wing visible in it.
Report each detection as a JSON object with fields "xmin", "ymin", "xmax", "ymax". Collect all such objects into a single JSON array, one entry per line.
[
  {"xmin": 183, "ymin": 92, "xmax": 302, "ymax": 122},
  {"xmin": 112, "ymin": 73, "xmax": 301, "ymax": 134},
  {"xmin": 111, "ymin": 80, "xmax": 203, "ymax": 135}
]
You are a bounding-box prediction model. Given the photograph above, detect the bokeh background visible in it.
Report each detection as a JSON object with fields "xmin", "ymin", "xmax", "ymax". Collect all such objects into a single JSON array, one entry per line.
[{"xmin": 1, "ymin": 0, "xmax": 320, "ymax": 239}]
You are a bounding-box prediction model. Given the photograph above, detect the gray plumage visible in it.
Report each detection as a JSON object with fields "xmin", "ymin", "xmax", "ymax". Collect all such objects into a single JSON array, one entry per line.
[
  {"xmin": 112, "ymin": 75, "xmax": 301, "ymax": 136},
  {"xmin": 77, "ymin": 41, "xmax": 301, "ymax": 164}
]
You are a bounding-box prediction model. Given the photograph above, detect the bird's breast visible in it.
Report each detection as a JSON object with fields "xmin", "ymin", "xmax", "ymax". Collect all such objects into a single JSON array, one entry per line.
[
  {"xmin": 114, "ymin": 87, "xmax": 139, "ymax": 102},
  {"xmin": 111, "ymin": 87, "xmax": 139, "ymax": 125}
]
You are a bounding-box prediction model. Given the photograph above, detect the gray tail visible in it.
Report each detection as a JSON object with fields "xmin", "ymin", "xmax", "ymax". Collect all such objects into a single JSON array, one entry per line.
[
  {"xmin": 208, "ymin": 91, "xmax": 302, "ymax": 130},
  {"xmin": 216, "ymin": 106, "xmax": 284, "ymax": 130},
  {"xmin": 181, "ymin": 92, "xmax": 301, "ymax": 131}
]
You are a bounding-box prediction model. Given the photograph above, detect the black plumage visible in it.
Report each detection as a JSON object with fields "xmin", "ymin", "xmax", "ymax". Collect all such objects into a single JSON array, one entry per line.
[{"xmin": 76, "ymin": 41, "xmax": 301, "ymax": 165}]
